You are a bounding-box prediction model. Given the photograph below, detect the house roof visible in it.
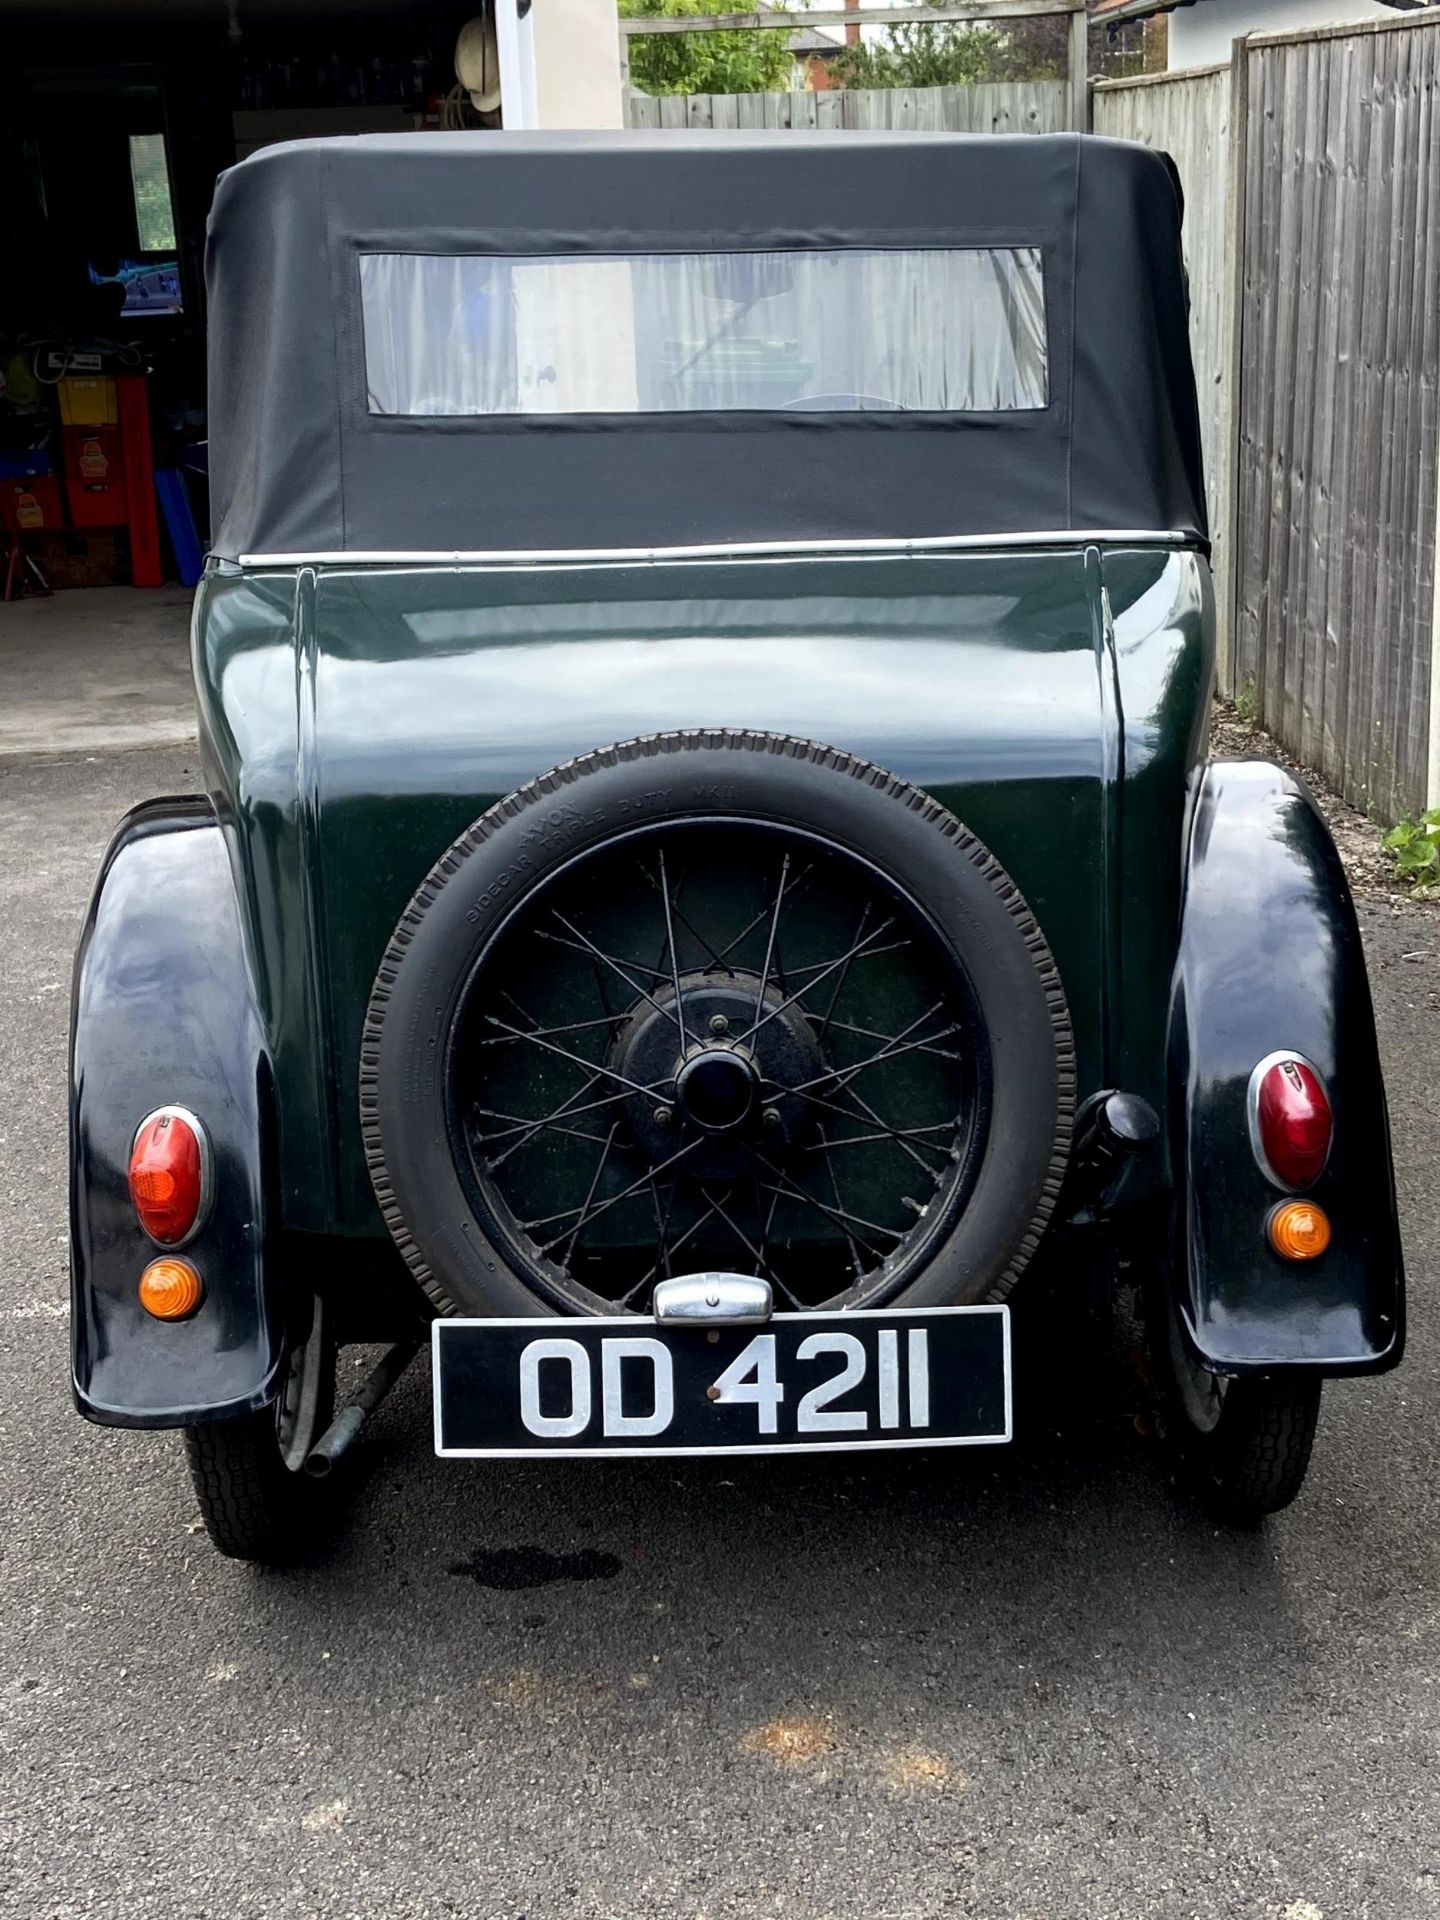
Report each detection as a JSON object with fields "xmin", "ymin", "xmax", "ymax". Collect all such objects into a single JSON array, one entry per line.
[
  {"xmin": 1090, "ymin": 0, "xmax": 1184, "ymax": 20},
  {"xmin": 1093, "ymin": 0, "xmax": 1437, "ymax": 18},
  {"xmin": 787, "ymin": 25, "xmax": 845, "ymax": 54}
]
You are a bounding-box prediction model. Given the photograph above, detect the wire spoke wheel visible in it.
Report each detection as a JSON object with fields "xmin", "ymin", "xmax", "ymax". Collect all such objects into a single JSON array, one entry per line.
[
  {"xmin": 445, "ymin": 820, "xmax": 989, "ymax": 1312},
  {"xmin": 362, "ymin": 733, "xmax": 1074, "ymax": 1322}
]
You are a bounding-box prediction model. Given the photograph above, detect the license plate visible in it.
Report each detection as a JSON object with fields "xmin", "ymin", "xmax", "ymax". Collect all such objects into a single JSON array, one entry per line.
[{"xmin": 433, "ymin": 1304, "xmax": 1010, "ymax": 1458}]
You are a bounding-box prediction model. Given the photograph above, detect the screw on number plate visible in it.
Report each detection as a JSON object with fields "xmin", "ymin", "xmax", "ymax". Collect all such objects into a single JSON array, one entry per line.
[{"xmin": 706, "ymin": 1385, "xmax": 721, "ymax": 1401}]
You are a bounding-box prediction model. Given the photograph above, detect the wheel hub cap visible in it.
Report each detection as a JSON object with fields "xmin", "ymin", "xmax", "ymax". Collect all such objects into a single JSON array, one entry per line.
[
  {"xmin": 615, "ymin": 973, "xmax": 824, "ymax": 1179},
  {"xmin": 675, "ymin": 1045, "xmax": 758, "ymax": 1133}
]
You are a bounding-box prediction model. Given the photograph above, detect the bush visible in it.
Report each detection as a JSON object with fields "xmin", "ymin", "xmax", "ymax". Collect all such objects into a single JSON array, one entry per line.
[
  {"xmin": 622, "ymin": 0, "xmax": 796, "ymax": 96},
  {"xmin": 832, "ymin": 15, "xmax": 1064, "ymax": 89}
]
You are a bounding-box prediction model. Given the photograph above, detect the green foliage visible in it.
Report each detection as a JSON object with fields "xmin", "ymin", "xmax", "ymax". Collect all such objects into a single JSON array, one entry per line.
[
  {"xmin": 1234, "ymin": 678, "xmax": 1258, "ymax": 725},
  {"xmin": 831, "ymin": 15, "xmax": 1060, "ymax": 90},
  {"xmin": 833, "ymin": 22, "xmax": 998, "ymax": 89},
  {"xmin": 1382, "ymin": 808, "xmax": 1440, "ymax": 897},
  {"xmin": 133, "ymin": 175, "xmax": 176, "ymax": 253},
  {"xmin": 128, "ymin": 134, "xmax": 176, "ymax": 254},
  {"xmin": 622, "ymin": 0, "xmax": 796, "ymax": 96}
]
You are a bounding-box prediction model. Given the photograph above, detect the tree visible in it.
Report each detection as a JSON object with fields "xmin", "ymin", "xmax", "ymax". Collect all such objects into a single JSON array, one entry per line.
[
  {"xmin": 831, "ymin": 15, "xmax": 1064, "ymax": 89},
  {"xmin": 621, "ymin": 0, "xmax": 797, "ymax": 96}
]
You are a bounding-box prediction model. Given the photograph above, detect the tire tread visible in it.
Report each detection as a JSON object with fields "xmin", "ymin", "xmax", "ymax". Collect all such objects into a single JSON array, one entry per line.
[
  {"xmin": 183, "ymin": 1391, "xmax": 337, "ymax": 1566},
  {"xmin": 1181, "ymin": 1375, "xmax": 1322, "ymax": 1525}
]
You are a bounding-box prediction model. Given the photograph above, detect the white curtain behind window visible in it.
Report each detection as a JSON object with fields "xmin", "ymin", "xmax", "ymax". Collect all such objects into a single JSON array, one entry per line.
[{"xmin": 360, "ymin": 248, "xmax": 1047, "ymax": 416}]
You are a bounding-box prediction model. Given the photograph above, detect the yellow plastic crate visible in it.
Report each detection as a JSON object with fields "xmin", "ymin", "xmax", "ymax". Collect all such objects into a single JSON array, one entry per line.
[{"xmin": 57, "ymin": 376, "xmax": 118, "ymax": 426}]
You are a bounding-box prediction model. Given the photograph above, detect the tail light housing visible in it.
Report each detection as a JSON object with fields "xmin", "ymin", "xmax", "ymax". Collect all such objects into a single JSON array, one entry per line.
[
  {"xmin": 128, "ymin": 1107, "xmax": 212, "ymax": 1247},
  {"xmin": 1248, "ymin": 1053, "xmax": 1332, "ymax": 1191}
]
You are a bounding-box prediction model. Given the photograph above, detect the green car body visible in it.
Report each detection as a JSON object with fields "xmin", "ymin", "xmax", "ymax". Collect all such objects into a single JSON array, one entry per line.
[{"xmin": 196, "ymin": 543, "xmax": 1206, "ymax": 1244}]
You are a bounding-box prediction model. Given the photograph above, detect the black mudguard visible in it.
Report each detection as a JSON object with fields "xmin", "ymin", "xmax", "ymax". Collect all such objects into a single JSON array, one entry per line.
[
  {"xmin": 1169, "ymin": 761, "xmax": 1404, "ymax": 1375},
  {"xmin": 70, "ymin": 798, "xmax": 285, "ymax": 1427}
]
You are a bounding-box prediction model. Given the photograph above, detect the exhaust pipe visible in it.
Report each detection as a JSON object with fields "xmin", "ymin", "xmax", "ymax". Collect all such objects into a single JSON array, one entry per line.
[{"xmin": 304, "ymin": 1338, "xmax": 422, "ymax": 1479}]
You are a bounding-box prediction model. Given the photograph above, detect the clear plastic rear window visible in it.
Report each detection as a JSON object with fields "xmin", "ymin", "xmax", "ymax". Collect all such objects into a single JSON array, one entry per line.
[{"xmin": 359, "ymin": 247, "xmax": 1048, "ymax": 417}]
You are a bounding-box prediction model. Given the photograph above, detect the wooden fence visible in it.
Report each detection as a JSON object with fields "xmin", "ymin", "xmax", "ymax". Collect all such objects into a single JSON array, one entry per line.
[
  {"xmin": 620, "ymin": 0, "xmax": 1090, "ymax": 129},
  {"xmin": 1093, "ymin": 64, "xmax": 1233, "ymax": 663},
  {"xmin": 626, "ymin": 12, "xmax": 1440, "ymax": 818},
  {"xmin": 1103, "ymin": 16, "xmax": 1440, "ymax": 822},
  {"xmin": 1233, "ymin": 19, "xmax": 1440, "ymax": 824},
  {"xmin": 627, "ymin": 81, "xmax": 1069, "ymax": 131}
]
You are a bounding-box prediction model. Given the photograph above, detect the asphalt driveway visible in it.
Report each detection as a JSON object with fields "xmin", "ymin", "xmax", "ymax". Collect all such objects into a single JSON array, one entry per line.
[{"xmin": 2, "ymin": 744, "xmax": 1437, "ymax": 1920}]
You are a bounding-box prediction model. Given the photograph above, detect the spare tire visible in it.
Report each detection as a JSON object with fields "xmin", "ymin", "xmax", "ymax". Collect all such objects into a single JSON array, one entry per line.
[{"xmin": 360, "ymin": 732, "xmax": 1075, "ymax": 1320}]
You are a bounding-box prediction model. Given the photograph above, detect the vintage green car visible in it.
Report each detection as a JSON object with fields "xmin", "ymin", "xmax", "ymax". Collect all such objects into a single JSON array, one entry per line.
[{"xmin": 70, "ymin": 132, "xmax": 1403, "ymax": 1563}]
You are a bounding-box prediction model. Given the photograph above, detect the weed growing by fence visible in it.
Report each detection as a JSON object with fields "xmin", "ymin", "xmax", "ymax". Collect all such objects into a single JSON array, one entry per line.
[{"xmin": 1383, "ymin": 810, "xmax": 1440, "ymax": 898}]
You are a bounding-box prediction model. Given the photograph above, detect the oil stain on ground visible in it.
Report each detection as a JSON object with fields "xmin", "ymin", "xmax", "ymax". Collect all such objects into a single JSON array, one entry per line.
[{"xmin": 448, "ymin": 1546, "xmax": 622, "ymax": 1590}]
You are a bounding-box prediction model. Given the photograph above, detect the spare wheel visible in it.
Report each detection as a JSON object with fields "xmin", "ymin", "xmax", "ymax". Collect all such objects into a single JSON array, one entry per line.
[{"xmin": 360, "ymin": 731, "xmax": 1076, "ymax": 1319}]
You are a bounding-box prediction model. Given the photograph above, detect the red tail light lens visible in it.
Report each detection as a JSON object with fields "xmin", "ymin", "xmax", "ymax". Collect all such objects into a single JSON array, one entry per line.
[
  {"xmin": 128, "ymin": 1108, "xmax": 210, "ymax": 1246},
  {"xmin": 1250, "ymin": 1055, "xmax": 1332, "ymax": 1190}
]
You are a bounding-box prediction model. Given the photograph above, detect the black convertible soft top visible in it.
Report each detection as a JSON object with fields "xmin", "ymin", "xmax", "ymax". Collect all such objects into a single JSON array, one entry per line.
[{"xmin": 205, "ymin": 130, "xmax": 1206, "ymax": 561}]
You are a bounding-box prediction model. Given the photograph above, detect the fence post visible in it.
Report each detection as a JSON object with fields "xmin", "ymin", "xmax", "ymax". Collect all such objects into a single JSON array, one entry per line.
[
  {"xmin": 1429, "ymin": 448, "xmax": 1440, "ymax": 810},
  {"xmin": 1216, "ymin": 32, "xmax": 1249, "ymax": 700},
  {"xmin": 1068, "ymin": 4, "xmax": 1089, "ymax": 133}
]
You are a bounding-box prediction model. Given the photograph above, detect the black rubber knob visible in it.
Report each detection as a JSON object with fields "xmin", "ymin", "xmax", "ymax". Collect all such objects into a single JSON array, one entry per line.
[{"xmin": 1096, "ymin": 1091, "xmax": 1160, "ymax": 1152}]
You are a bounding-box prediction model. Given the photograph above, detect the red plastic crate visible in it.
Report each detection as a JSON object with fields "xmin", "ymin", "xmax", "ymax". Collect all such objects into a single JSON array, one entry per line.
[
  {"xmin": 116, "ymin": 375, "xmax": 162, "ymax": 588},
  {"xmin": 62, "ymin": 427, "xmax": 129, "ymax": 528},
  {"xmin": 1, "ymin": 476, "xmax": 65, "ymax": 533}
]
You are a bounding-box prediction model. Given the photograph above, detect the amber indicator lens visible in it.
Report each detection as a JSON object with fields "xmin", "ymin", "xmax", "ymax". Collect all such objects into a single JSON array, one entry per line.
[
  {"xmin": 1268, "ymin": 1200, "xmax": 1332, "ymax": 1262},
  {"xmin": 138, "ymin": 1257, "xmax": 204, "ymax": 1320},
  {"xmin": 1254, "ymin": 1057, "xmax": 1332, "ymax": 1189},
  {"xmin": 128, "ymin": 1110, "xmax": 205, "ymax": 1244}
]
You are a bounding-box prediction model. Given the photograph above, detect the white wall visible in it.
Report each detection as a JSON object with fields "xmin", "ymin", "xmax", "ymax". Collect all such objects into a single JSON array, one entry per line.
[
  {"xmin": 534, "ymin": 0, "xmax": 624, "ymax": 127},
  {"xmin": 1170, "ymin": 0, "xmax": 1397, "ymax": 68}
]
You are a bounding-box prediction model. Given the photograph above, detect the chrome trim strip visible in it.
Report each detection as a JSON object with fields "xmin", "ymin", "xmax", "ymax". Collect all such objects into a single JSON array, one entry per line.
[{"xmin": 237, "ymin": 529, "xmax": 1197, "ymax": 569}]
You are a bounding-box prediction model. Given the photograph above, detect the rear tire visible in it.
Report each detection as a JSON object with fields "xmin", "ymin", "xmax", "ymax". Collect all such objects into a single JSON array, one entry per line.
[
  {"xmin": 182, "ymin": 1305, "xmax": 340, "ymax": 1564},
  {"xmin": 1160, "ymin": 1299, "xmax": 1321, "ymax": 1524},
  {"xmin": 1171, "ymin": 1376, "xmax": 1322, "ymax": 1525}
]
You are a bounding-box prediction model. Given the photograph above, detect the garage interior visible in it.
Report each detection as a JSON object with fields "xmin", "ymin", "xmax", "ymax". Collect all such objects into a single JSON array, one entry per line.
[{"xmin": 0, "ymin": 0, "xmax": 494, "ymax": 608}]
